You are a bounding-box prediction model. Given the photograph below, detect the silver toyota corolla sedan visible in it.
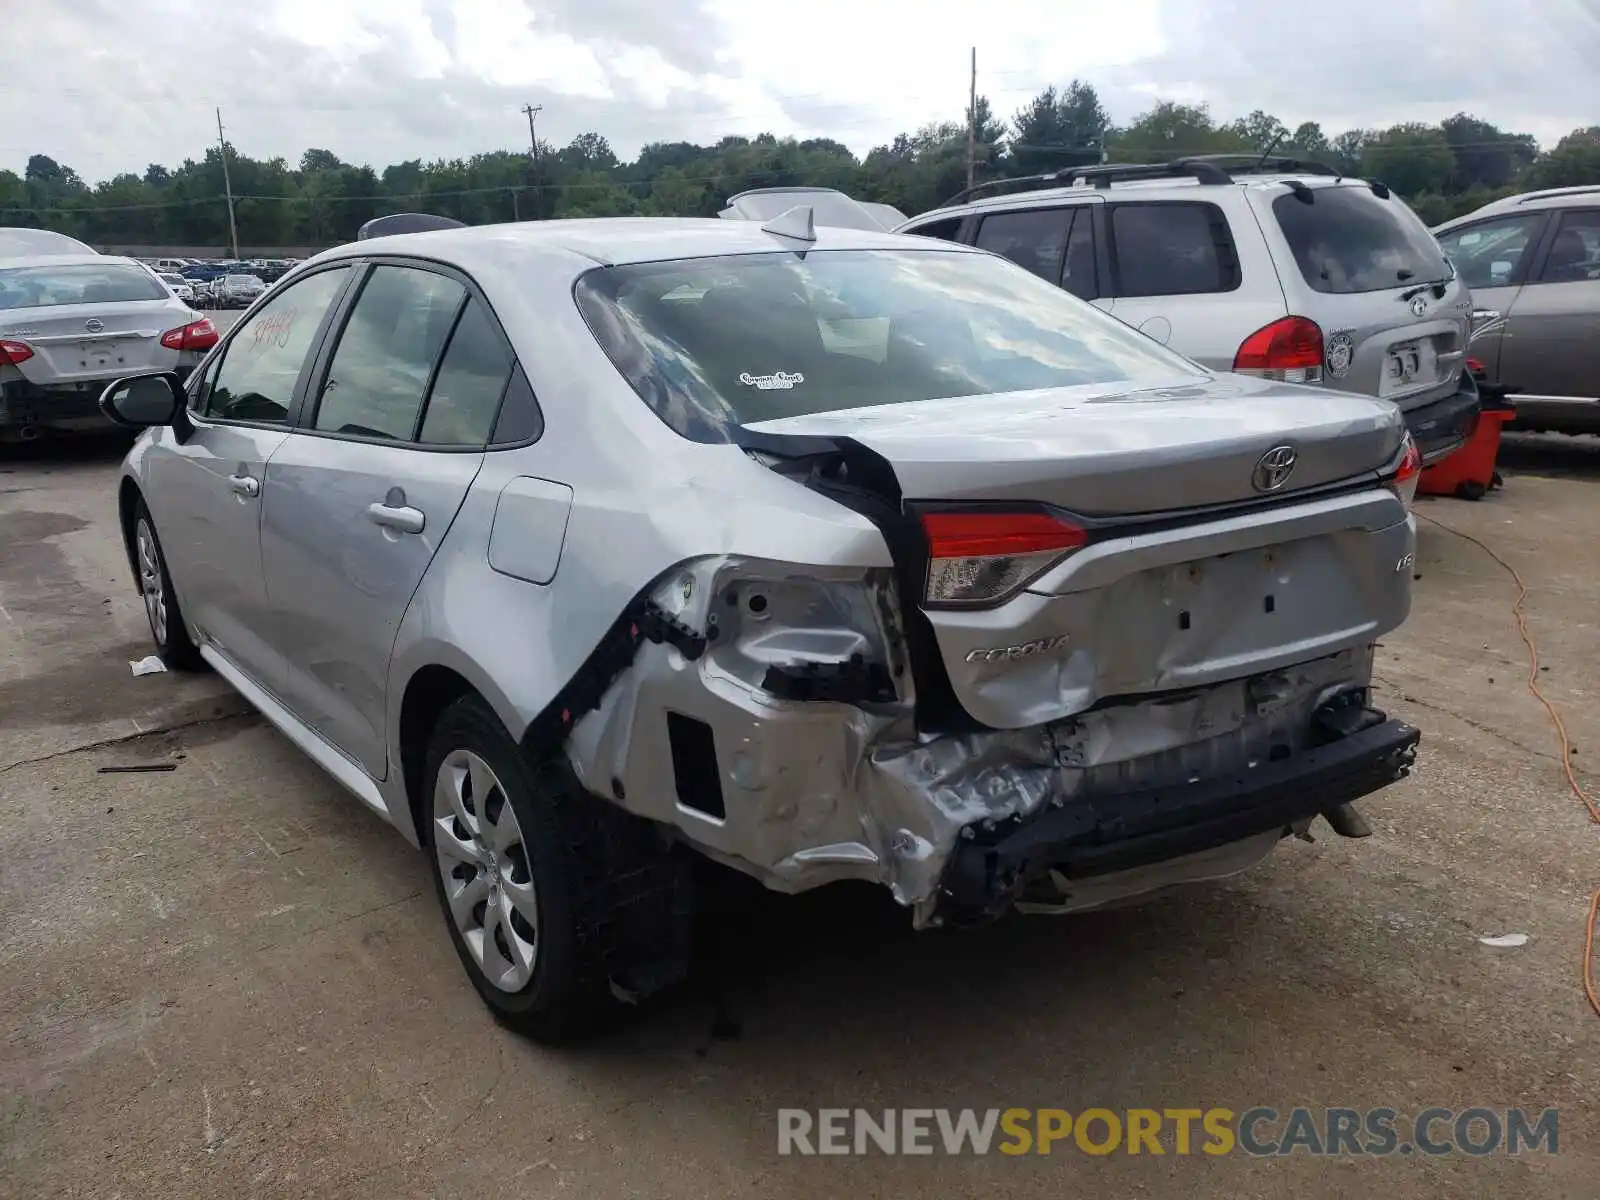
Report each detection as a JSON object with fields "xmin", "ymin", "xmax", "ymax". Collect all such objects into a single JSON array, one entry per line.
[{"xmin": 102, "ymin": 211, "xmax": 1423, "ymax": 1041}]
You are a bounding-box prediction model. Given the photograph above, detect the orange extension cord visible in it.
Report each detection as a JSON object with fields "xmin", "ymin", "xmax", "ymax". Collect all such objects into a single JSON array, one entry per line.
[{"xmin": 1416, "ymin": 511, "xmax": 1600, "ymax": 1020}]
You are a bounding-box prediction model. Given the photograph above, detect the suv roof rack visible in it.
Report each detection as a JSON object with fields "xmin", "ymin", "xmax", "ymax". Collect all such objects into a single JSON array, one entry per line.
[
  {"xmin": 939, "ymin": 153, "xmax": 1345, "ymax": 208},
  {"xmin": 356, "ymin": 213, "xmax": 468, "ymax": 240},
  {"xmin": 1515, "ymin": 184, "xmax": 1600, "ymax": 204}
]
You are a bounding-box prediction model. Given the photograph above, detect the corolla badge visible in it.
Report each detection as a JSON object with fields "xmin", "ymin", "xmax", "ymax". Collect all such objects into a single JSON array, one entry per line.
[
  {"xmin": 1251, "ymin": 445, "xmax": 1298, "ymax": 493},
  {"xmin": 965, "ymin": 633, "xmax": 1070, "ymax": 664},
  {"xmin": 84, "ymin": 318, "xmax": 104, "ymax": 333},
  {"xmin": 1410, "ymin": 295, "xmax": 1428, "ymax": 318}
]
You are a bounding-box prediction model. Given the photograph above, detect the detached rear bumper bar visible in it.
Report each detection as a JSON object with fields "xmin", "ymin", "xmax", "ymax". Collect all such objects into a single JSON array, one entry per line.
[
  {"xmin": 1405, "ymin": 378, "xmax": 1482, "ymax": 465},
  {"xmin": 939, "ymin": 707, "xmax": 1420, "ymax": 921}
]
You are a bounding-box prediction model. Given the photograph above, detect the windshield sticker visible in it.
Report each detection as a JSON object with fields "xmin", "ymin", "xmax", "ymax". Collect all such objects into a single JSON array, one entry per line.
[{"xmin": 738, "ymin": 370, "xmax": 805, "ymax": 390}]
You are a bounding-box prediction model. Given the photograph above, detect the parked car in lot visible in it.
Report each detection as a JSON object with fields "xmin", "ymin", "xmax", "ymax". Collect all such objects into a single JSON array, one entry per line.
[
  {"xmin": 1433, "ymin": 186, "xmax": 1600, "ymax": 435},
  {"xmin": 0, "ymin": 255, "xmax": 216, "ymax": 439},
  {"xmin": 211, "ymin": 273, "xmax": 266, "ymax": 308},
  {"xmin": 0, "ymin": 227, "xmax": 96, "ymax": 256},
  {"xmin": 157, "ymin": 272, "xmax": 197, "ymax": 304},
  {"xmin": 894, "ymin": 156, "xmax": 1481, "ymax": 465},
  {"xmin": 102, "ymin": 212, "xmax": 1422, "ymax": 1039}
]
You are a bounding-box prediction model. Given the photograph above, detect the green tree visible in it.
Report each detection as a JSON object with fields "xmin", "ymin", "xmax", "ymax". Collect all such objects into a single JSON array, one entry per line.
[
  {"xmin": 1360, "ymin": 123, "xmax": 1455, "ymax": 198},
  {"xmin": 1108, "ymin": 102, "xmax": 1249, "ymax": 161},
  {"xmin": 1528, "ymin": 127, "xmax": 1600, "ymax": 189},
  {"xmin": 1225, "ymin": 110, "xmax": 1290, "ymax": 152},
  {"xmin": 1286, "ymin": 122, "xmax": 1331, "ymax": 160},
  {"xmin": 1441, "ymin": 114, "xmax": 1538, "ymax": 191},
  {"xmin": 1008, "ymin": 82, "xmax": 1109, "ymax": 174}
]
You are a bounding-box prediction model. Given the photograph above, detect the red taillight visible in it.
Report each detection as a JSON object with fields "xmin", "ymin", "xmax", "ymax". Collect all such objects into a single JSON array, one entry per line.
[
  {"xmin": 1233, "ymin": 316, "xmax": 1324, "ymax": 383},
  {"xmin": 921, "ymin": 510, "xmax": 1089, "ymax": 606},
  {"xmin": 1466, "ymin": 356, "xmax": 1484, "ymax": 374},
  {"xmin": 1387, "ymin": 433, "xmax": 1422, "ymax": 511},
  {"xmin": 160, "ymin": 317, "xmax": 218, "ymax": 353},
  {"xmin": 0, "ymin": 338, "xmax": 34, "ymax": 365}
]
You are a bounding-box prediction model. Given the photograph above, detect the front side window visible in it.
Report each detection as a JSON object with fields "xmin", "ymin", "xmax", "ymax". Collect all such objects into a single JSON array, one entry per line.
[
  {"xmin": 314, "ymin": 265, "xmax": 465, "ymax": 440},
  {"xmin": 1272, "ymin": 186, "xmax": 1452, "ymax": 294},
  {"xmin": 204, "ymin": 266, "xmax": 351, "ymax": 424},
  {"xmin": 574, "ymin": 248, "xmax": 1205, "ymax": 442},
  {"xmin": 0, "ymin": 262, "xmax": 168, "ymax": 310},
  {"xmin": 1436, "ymin": 214, "xmax": 1546, "ymax": 289}
]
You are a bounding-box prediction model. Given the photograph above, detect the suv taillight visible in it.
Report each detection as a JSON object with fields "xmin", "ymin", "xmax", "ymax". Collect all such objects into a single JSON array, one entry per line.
[
  {"xmin": 921, "ymin": 510, "xmax": 1089, "ymax": 606},
  {"xmin": 0, "ymin": 338, "xmax": 34, "ymax": 365},
  {"xmin": 160, "ymin": 317, "xmax": 218, "ymax": 353},
  {"xmin": 1386, "ymin": 432, "xmax": 1422, "ymax": 511},
  {"xmin": 1233, "ymin": 316, "xmax": 1324, "ymax": 383}
]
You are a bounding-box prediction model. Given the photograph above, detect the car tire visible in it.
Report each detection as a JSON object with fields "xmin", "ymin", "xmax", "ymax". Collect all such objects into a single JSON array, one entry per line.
[
  {"xmin": 422, "ymin": 696, "xmax": 615, "ymax": 1043},
  {"xmin": 133, "ymin": 502, "xmax": 204, "ymax": 671}
]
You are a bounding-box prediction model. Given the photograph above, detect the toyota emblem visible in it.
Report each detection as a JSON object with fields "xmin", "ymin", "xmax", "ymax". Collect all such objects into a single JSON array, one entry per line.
[
  {"xmin": 1252, "ymin": 445, "xmax": 1298, "ymax": 493},
  {"xmin": 84, "ymin": 318, "xmax": 103, "ymax": 333},
  {"xmin": 1409, "ymin": 295, "xmax": 1428, "ymax": 318}
]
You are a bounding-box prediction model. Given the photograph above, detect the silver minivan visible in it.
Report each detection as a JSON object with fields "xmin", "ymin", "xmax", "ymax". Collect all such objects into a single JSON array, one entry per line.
[{"xmin": 897, "ymin": 156, "xmax": 1480, "ymax": 464}]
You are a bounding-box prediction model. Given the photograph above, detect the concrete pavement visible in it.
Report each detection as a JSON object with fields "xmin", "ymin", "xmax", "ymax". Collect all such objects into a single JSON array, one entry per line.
[{"xmin": 2, "ymin": 433, "xmax": 1598, "ymax": 1198}]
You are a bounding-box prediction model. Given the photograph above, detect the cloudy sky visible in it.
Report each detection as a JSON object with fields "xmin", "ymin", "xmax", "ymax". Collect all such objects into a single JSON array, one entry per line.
[{"xmin": 3, "ymin": 0, "xmax": 1596, "ymax": 182}]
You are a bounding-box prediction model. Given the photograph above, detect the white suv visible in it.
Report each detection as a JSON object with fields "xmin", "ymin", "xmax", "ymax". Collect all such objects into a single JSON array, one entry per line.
[{"xmin": 897, "ymin": 155, "xmax": 1481, "ymax": 465}]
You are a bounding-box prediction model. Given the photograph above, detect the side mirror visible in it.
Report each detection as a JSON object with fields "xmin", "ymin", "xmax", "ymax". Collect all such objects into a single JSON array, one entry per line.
[
  {"xmin": 1489, "ymin": 260, "xmax": 1512, "ymax": 283},
  {"xmin": 99, "ymin": 373, "xmax": 182, "ymax": 428}
]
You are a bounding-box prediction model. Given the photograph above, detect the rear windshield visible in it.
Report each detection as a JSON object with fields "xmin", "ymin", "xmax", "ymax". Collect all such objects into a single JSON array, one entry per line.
[
  {"xmin": 0, "ymin": 228, "xmax": 94, "ymax": 256},
  {"xmin": 227, "ymin": 275, "xmax": 263, "ymax": 285},
  {"xmin": 0, "ymin": 262, "xmax": 168, "ymax": 311},
  {"xmin": 725, "ymin": 191, "xmax": 891, "ymax": 230},
  {"xmin": 574, "ymin": 249, "xmax": 1204, "ymax": 441},
  {"xmin": 1272, "ymin": 186, "xmax": 1452, "ymax": 295}
]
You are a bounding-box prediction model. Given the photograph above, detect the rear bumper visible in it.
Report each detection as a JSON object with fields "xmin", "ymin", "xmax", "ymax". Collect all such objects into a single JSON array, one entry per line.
[
  {"xmin": 0, "ymin": 366, "xmax": 192, "ymax": 431},
  {"xmin": 937, "ymin": 705, "xmax": 1419, "ymax": 922},
  {"xmin": 1403, "ymin": 380, "xmax": 1482, "ymax": 465}
]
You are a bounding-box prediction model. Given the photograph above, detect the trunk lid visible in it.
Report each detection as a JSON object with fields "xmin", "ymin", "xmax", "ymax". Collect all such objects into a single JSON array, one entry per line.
[
  {"xmin": 0, "ymin": 298, "xmax": 191, "ymax": 383},
  {"xmin": 746, "ymin": 374, "xmax": 1404, "ymax": 517},
  {"xmin": 752, "ymin": 376, "xmax": 1413, "ymax": 731}
]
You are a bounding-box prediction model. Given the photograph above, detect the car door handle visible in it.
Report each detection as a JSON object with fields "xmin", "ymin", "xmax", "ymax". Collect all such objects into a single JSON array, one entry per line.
[
  {"xmin": 367, "ymin": 501, "xmax": 425, "ymax": 534},
  {"xmin": 228, "ymin": 473, "xmax": 259, "ymax": 497},
  {"xmin": 1471, "ymin": 308, "xmax": 1503, "ymax": 322}
]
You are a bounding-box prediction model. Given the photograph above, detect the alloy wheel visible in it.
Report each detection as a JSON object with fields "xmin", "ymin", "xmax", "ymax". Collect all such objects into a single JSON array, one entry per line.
[
  {"xmin": 135, "ymin": 518, "xmax": 168, "ymax": 646},
  {"xmin": 431, "ymin": 748, "xmax": 540, "ymax": 992}
]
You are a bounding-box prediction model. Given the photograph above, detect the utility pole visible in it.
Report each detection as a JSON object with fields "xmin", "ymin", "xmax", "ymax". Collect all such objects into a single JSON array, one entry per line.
[
  {"xmin": 215, "ymin": 107, "xmax": 240, "ymax": 260},
  {"xmin": 966, "ymin": 48, "xmax": 977, "ymax": 190},
  {"xmin": 521, "ymin": 103, "xmax": 543, "ymax": 219}
]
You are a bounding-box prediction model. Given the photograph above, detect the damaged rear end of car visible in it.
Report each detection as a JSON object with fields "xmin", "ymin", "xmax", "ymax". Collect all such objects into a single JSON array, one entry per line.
[{"xmin": 558, "ymin": 240, "xmax": 1422, "ymax": 929}]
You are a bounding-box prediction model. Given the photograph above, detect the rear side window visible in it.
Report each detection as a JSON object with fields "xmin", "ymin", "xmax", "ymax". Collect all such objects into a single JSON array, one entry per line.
[
  {"xmin": 314, "ymin": 266, "xmax": 466, "ymax": 440},
  {"xmin": 0, "ymin": 262, "xmax": 167, "ymax": 310},
  {"xmin": 1272, "ymin": 186, "xmax": 1451, "ymax": 294},
  {"xmin": 1109, "ymin": 203, "xmax": 1239, "ymax": 297},
  {"xmin": 976, "ymin": 208, "xmax": 1070, "ymax": 283},
  {"xmin": 417, "ymin": 298, "xmax": 516, "ymax": 446},
  {"xmin": 1537, "ymin": 210, "xmax": 1600, "ymax": 284}
]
